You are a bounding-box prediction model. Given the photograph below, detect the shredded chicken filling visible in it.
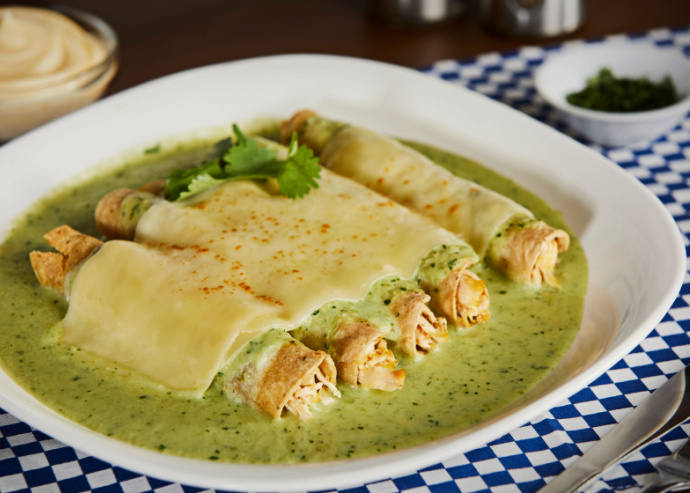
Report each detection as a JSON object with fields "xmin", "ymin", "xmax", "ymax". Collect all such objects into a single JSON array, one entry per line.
[
  {"xmin": 533, "ymin": 238, "xmax": 560, "ymax": 287},
  {"xmin": 361, "ymin": 339, "xmax": 397, "ymax": 373},
  {"xmin": 455, "ymin": 271, "xmax": 490, "ymax": 326},
  {"xmin": 355, "ymin": 339, "xmax": 404, "ymax": 391},
  {"xmin": 284, "ymin": 366, "xmax": 341, "ymax": 419},
  {"xmin": 498, "ymin": 221, "xmax": 570, "ymax": 287},
  {"xmin": 415, "ymin": 305, "xmax": 448, "ymax": 353}
]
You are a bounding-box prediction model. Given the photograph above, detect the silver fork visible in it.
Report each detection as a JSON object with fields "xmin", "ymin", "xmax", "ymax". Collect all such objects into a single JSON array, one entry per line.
[{"xmin": 639, "ymin": 439, "xmax": 690, "ymax": 493}]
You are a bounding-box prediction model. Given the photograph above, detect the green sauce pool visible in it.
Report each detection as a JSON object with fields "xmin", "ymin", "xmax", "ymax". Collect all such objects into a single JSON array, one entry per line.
[{"xmin": 0, "ymin": 137, "xmax": 587, "ymax": 464}]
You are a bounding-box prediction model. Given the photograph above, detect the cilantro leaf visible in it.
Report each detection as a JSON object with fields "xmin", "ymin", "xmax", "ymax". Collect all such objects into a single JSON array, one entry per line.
[
  {"xmin": 166, "ymin": 160, "xmax": 224, "ymax": 201},
  {"xmin": 165, "ymin": 125, "xmax": 321, "ymax": 201},
  {"xmin": 223, "ymin": 125, "xmax": 278, "ymax": 175},
  {"xmin": 178, "ymin": 174, "xmax": 227, "ymax": 200},
  {"xmin": 277, "ymin": 135, "xmax": 320, "ymax": 198}
]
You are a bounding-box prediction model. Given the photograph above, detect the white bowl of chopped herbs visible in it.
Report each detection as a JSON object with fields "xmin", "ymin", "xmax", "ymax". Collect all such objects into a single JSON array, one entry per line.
[{"xmin": 534, "ymin": 40, "xmax": 690, "ymax": 147}]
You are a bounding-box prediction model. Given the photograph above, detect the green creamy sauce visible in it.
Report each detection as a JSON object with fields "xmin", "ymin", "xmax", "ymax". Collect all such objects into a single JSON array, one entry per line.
[
  {"xmin": 291, "ymin": 275, "xmax": 428, "ymax": 350},
  {"xmin": 0, "ymin": 138, "xmax": 588, "ymax": 464}
]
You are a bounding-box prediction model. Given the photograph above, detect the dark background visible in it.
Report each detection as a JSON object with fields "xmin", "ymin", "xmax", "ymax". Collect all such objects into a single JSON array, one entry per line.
[{"xmin": 11, "ymin": 0, "xmax": 690, "ymax": 95}]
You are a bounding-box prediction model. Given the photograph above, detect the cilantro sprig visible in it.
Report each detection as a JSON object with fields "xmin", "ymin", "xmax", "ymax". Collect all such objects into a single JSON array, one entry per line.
[{"xmin": 165, "ymin": 125, "xmax": 321, "ymax": 201}]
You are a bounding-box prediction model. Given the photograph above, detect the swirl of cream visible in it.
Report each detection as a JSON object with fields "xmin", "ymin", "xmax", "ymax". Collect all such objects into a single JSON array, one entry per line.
[
  {"xmin": 0, "ymin": 7, "xmax": 107, "ymax": 93},
  {"xmin": 0, "ymin": 7, "xmax": 116, "ymax": 140}
]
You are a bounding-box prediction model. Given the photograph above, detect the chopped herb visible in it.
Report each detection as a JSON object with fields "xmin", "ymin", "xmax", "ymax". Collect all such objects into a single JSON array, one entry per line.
[
  {"xmin": 144, "ymin": 144, "xmax": 161, "ymax": 154},
  {"xmin": 165, "ymin": 125, "xmax": 321, "ymax": 201},
  {"xmin": 566, "ymin": 68, "xmax": 678, "ymax": 112}
]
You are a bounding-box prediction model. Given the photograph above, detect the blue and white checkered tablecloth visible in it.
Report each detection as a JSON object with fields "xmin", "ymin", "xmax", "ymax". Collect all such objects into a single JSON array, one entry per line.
[{"xmin": 3, "ymin": 26, "xmax": 690, "ymax": 493}]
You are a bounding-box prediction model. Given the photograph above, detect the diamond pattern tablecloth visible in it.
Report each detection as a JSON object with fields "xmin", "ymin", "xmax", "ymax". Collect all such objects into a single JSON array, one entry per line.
[{"xmin": 3, "ymin": 26, "xmax": 690, "ymax": 493}]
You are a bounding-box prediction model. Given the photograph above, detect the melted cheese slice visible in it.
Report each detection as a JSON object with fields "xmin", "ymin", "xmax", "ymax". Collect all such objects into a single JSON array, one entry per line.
[
  {"xmin": 319, "ymin": 126, "xmax": 532, "ymax": 255},
  {"xmin": 61, "ymin": 169, "xmax": 462, "ymax": 394}
]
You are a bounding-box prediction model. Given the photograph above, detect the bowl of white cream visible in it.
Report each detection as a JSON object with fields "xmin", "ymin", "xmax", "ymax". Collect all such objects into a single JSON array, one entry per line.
[{"xmin": 0, "ymin": 5, "xmax": 118, "ymax": 141}]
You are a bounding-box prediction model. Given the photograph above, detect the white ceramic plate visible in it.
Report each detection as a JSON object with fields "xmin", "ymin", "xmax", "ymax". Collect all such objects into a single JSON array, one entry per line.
[{"xmin": 0, "ymin": 54, "xmax": 685, "ymax": 492}]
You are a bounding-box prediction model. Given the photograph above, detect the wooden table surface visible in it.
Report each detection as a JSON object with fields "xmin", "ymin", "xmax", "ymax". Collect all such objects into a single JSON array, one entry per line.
[{"xmin": 17, "ymin": 0, "xmax": 690, "ymax": 96}]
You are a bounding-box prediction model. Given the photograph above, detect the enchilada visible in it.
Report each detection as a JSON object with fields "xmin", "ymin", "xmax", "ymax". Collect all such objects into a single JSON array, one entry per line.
[{"xmin": 282, "ymin": 111, "xmax": 570, "ymax": 287}]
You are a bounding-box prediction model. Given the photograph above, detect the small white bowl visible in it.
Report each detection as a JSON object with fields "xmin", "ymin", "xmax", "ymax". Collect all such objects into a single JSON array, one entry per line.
[{"xmin": 534, "ymin": 40, "xmax": 690, "ymax": 147}]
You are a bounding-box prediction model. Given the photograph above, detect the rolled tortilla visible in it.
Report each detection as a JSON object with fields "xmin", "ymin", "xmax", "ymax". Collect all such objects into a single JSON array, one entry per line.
[
  {"xmin": 486, "ymin": 217, "xmax": 567, "ymax": 286},
  {"xmin": 33, "ymin": 225, "xmax": 408, "ymax": 395},
  {"xmin": 362, "ymin": 275, "xmax": 450, "ymax": 355},
  {"xmin": 292, "ymin": 273, "xmax": 455, "ymax": 391},
  {"xmin": 222, "ymin": 329, "xmax": 339, "ymax": 419},
  {"xmin": 293, "ymin": 305, "xmax": 405, "ymax": 391},
  {"xmin": 95, "ymin": 188, "xmax": 161, "ymax": 240},
  {"xmin": 330, "ymin": 321, "xmax": 405, "ymax": 391},
  {"xmin": 30, "ymin": 235, "xmax": 340, "ymax": 420},
  {"xmin": 93, "ymin": 189, "xmax": 485, "ymax": 378},
  {"xmin": 29, "ymin": 225, "xmax": 102, "ymax": 297},
  {"xmin": 283, "ymin": 111, "xmax": 570, "ymax": 287},
  {"xmin": 415, "ymin": 245, "xmax": 490, "ymax": 327},
  {"xmin": 389, "ymin": 291, "xmax": 448, "ymax": 357},
  {"xmin": 95, "ymin": 193, "xmax": 490, "ymax": 328}
]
